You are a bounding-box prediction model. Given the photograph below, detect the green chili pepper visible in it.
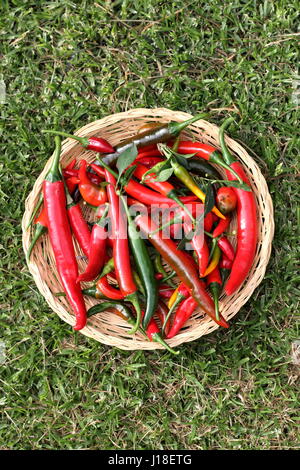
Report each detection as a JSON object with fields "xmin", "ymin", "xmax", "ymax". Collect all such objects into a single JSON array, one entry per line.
[{"xmin": 121, "ymin": 196, "xmax": 158, "ymax": 330}]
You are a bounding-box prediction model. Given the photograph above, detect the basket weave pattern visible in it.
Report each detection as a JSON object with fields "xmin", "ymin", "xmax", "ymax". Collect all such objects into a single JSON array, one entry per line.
[{"xmin": 22, "ymin": 108, "xmax": 274, "ymax": 350}]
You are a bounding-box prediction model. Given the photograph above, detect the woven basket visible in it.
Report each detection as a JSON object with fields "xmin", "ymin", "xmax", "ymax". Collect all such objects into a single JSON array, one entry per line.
[{"xmin": 22, "ymin": 108, "xmax": 274, "ymax": 351}]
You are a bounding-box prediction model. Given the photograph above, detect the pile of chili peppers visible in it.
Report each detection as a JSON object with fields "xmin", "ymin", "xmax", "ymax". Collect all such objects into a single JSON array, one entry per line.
[{"xmin": 27, "ymin": 115, "xmax": 257, "ymax": 353}]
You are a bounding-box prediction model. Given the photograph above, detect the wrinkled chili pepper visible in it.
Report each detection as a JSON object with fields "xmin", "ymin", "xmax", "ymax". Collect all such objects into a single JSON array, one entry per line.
[
  {"xmin": 207, "ymin": 267, "xmax": 222, "ymax": 321},
  {"xmin": 78, "ymin": 160, "xmax": 107, "ymax": 207},
  {"xmin": 26, "ymin": 205, "xmax": 48, "ymax": 262},
  {"xmin": 43, "ymin": 137, "xmax": 87, "ymax": 331},
  {"xmin": 219, "ymin": 117, "xmax": 258, "ymax": 295},
  {"xmin": 43, "ymin": 130, "xmax": 114, "ymax": 153},
  {"xmin": 102, "ymin": 113, "xmax": 208, "ymax": 165},
  {"xmin": 77, "ymin": 207, "xmax": 108, "ymax": 283},
  {"xmin": 136, "ymin": 214, "xmax": 228, "ymax": 328},
  {"xmin": 105, "ymin": 169, "xmax": 142, "ymax": 333},
  {"xmin": 64, "ymin": 168, "xmax": 104, "ymax": 186}
]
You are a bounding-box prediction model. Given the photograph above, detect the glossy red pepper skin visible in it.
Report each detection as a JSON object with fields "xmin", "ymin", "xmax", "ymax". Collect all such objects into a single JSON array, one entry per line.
[
  {"xmin": 135, "ymin": 156, "xmax": 164, "ymax": 168},
  {"xmin": 65, "ymin": 176, "xmax": 79, "ymax": 195},
  {"xmin": 183, "ymin": 220, "xmax": 209, "ymax": 277},
  {"xmin": 217, "ymin": 236, "xmax": 235, "ymax": 262},
  {"xmin": 216, "ymin": 187, "xmax": 237, "ymax": 214},
  {"xmin": 67, "ymin": 203, "xmax": 91, "ymax": 258},
  {"xmin": 96, "ymin": 276, "xmax": 125, "ymax": 300},
  {"xmin": 65, "ymin": 158, "xmax": 76, "ymax": 171},
  {"xmin": 77, "ymin": 223, "xmax": 107, "ymax": 283},
  {"xmin": 136, "ymin": 215, "xmax": 228, "ymax": 328},
  {"xmin": 105, "ymin": 170, "xmax": 137, "ymax": 297},
  {"xmin": 43, "ymin": 180, "xmax": 87, "ymax": 330},
  {"xmin": 166, "ymin": 296, "xmax": 198, "ymax": 339},
  {"xmin": 212, "ymin": 216, "xmax": 231, "ymax": 238},
  {"xmin": 134, "ymin": 163, "xmax": 175, "ymax": 197},
  {"xmin": 78, "ymin": 160, "xmax": 107, "ymax": 207},
  {"xmin": 64, "ymin": 167, "xmax": 104, "ymax": 185},
  {"xmin": 158, "ymin": 285, "xmax": 175, "ymax": 299},
  {"xmin": 225, "ymin": 162, "xmax": 257, "ymax": 295},
  {"xmin": 86, "ymin": 137, "xmax": 114, "ymax": 153}
]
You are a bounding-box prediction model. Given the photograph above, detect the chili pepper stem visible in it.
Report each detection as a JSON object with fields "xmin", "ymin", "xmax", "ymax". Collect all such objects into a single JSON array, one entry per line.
[
  {"xmin": 45, "ymin": 136, "xmax": 62, "ymax": 182},
  {"xmin": 43, "ymin": 130, "xmax": 89, "ymax": 147},
  {"xmin": 152, "ymin": 333, "xmax": 179, "ymax": 355},
  {"xmin": 95, "ymin": 159, "xmax": 118, "ymax": 179},
  {"xmin": 126, "ymin": 292, "xmax": 142, "ymax": 334},
  {"xmin": 26, "ymin": 193, "xmax": 43, "ymax": 230},
  {"xmin": 162, "ymin": 294, "xmax": 184, "ymax": 335},
  {"xmin": 26, "ymin": 225, "xmax": 47, "ymax": 262}
]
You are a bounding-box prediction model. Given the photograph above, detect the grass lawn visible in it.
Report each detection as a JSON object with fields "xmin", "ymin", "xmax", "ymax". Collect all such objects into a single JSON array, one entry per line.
[{"xmin": 1, "ymin": 0, "xmax": 299, "ymax": 450}]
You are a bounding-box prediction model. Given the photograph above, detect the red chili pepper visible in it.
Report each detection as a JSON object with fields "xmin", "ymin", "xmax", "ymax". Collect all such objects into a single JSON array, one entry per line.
[
  {"xmin": 136, "ymin": 214, "xmax": 228, "ymax": 328},
  {"xmin": 105, "ymin": 169, "xmax": 141, "ymax": 333},
  {"xmin": 143, "ymin": 312, "xmax": 179, "ymax": 355},
  {"xmin": 65, "ymin": 176, "xmax": 79, "ymax": 195},
  {"xmin": 217, "ymin": 236, "xmax": 235, "ymax": 262},
  {"xmin": 135, "ymin": 156, "xmax": 164, "ymax": 168},
  {"xmin": 64, "ymin": 168, "xmax": 104, "ymax": 185},
  {"xmin": 158, "ymin": 284, "xmax": 175, "ymax": 299},
  {"xmin": 220, "ymin": 254, "xmax": 233, "ymax": 288},
  {"xmin": 44, "ymin": 130, "xmax": 115, "ymax": 153},
  {"xmin": 216, "ymin": 186, "xmax": 237, "ymax": 214},
  {"xmin": 78, "ymin": 160, "xmax": 107, "ymax": 207},
  {"xmin": 212, "ymin": 216, "xmax": 231, "ymax": 238},
  {"xmin": 166, "ymin": 296, "xmax": 198, "ymax": 339},
  {"xmin": 65, "ymin": 158, "xmax": 76, "ymax": 171},
  {"xmin": 43, "ymin": 137, "xmax": 87, "ymax": 331},
  {"xmin": 219, "ymin": 118, "xmax": 258, "ymax": 295},
  {"xmin": 76, "ymin": 211, "xmax": 108, "ymax": 283},
  {"xmin": 183, "ymin": 220, "xmax": 209, "ymax": 277},
  {"xmin": 67, "ymin": 201, "xmax": 91, "ymax": 258},
  {"xmin": 96, "ymin": 276, "xmax": 125, "ymax": 300}
]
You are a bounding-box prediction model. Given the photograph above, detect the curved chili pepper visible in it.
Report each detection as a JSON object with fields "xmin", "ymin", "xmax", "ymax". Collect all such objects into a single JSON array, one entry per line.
[
  {"xmin": 66, "ymin": 197, "xmax": 91, "ymax": 258},
  {"xmin": 219, "ymin": 118, "xmax": 258, "ymax": 295},
  {"xmin": 43, "ymin": 137, "xmax": 87, "ymax": 331},
  {"xmin": 166, "ymin": 296, "xmax": 198, "ymax": 339},
  {"xmin": 64, "ymin": 168, "xmax": 104, "ymax": 185},
  {"xmin": 136, "ymin": 214, "xmax": 228, "ymax": 328},
  {"xmin": 65, "ymin": 158, "xmax": 76, "ymax": 171},
  {"xmin": 212, "ymin": 216, "xmax": 231, "ymax": 238},
  {"xmin": 169, "ymin": 158, "xmax": 225, "ymax": 220},
  {"xmin": 65, "ymin": 176, "xmax": 79, "ymax": 195},
  {"xmin": 182, "ymin": 219, "xmax": 209, "ymax": 277},
  {"xmin": 87, "ymin": 301, "xmax": 141, "ymax": 333},
  {"xmin": 155, "ymin": 301, "xmax": 172, "ymax": 337},
  {"xmin": 76, "ymin": 210, "xmax": 108, "ymax": 283},
  {"xmin": 217, "ymin": 236, "xmax": 235, "ymax": 262},
  {"xmin": 142, "ymin": 311, "xmax": 179, "ymax": 355},
  {"xmin": 26, "ymin": 192, "xmax": 44, "ymax": 230},
  {"xmin": 91, "ymin": 161, "xmax": 197, "ymax": 207},
  {"xmin": 154, "ymin": 254, "xmax": 177, "ymax": 288},
  {"xmin": 163, "ymin": 283, "xmax": 190, "ymax": 334},
  {"xmin": 105, "ymin": 170, "xmax": 141, "ymax": 333},
  {"xmin": 43, "ymin": 130, "xmax": 114, "ymax": 153},
  {"xmin": 207, "ymin": 267, "xmax": 222, "ymax": 321},
  {"xmin": 26, "ymin": 205, "xmax": 48, "ymax": 261},
  {"xmin": 121, "ymin": 196, "xmax": 158, "ymax": 330},
  {"xmin": 203, "ymin": 243, "xmax": 221, "ymax": 278},
  {"xmin": 96, "ymin": 276, "xmax": 125, "ymax": 300},
  {"xmin": 78, "ymin": 160, "xmax": 107, "ymax": 207},
  {"xmin": 102, "ymin": 113, "xmax": 208, "ymax": 165},
  {"xmin": 82, "ymin": 286, "xmax": 108, "ymax": 299},
  {"xmin": 135, "ymin": 156, "xmax": 164, "ymax": 168},
  {"xmin": 158, "ymin": 284, "xmax": 175, "ymax": 300},
  {"xmin": 133, "ymin": 163, "xmax": 195, "ymax": 222}
]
